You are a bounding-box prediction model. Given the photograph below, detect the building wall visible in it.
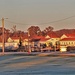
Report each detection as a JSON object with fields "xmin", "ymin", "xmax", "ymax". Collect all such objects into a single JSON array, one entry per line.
[
  {"xmin": 7, "ymin": 37, "xmax": 20, "ymax": 44},
  {"xmin": 7, "ymin": 37, "xmax": 13, "ymax": 42},
  {"xmin": 46, "ymin": 38, "xmax": 60, "ymax": 46},
  {"xmin": 60, "ymin": 34, "xmax": 68, "ymax": 39},
  {"xmin": 60, "ymin": 41, "xmax": 75, "ymax": 46},
  {"xmin": 0, "ymin": 42, "xmax": 19, "ymax": 48}
]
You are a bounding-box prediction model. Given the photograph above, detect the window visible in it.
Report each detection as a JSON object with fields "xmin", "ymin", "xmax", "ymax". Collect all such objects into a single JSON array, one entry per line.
[
  {"xmin": 71, "ymin": 42, "xmax": 73, "ymax": 44},
  {"xmin": 69, "ymin": 42, "xmax": 70, "ymax": 45}
]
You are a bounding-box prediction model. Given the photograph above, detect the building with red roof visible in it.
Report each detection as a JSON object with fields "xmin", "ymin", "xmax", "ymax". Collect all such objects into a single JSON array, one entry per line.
[
  {"xmin": 8, "ymin": 36, "xmax": 20, "ymax": 43},
  {"xmin": 60, "ymin": 33, "xmax": 75, "ymax": 47},
  {"xmin": 60, "ymin": 33, "xmax": 75, "ymax": 39},
  {"xmin": 60, "ymin": 38, "xmax": 75, "ymax": 47},
  {"xmin": 46, "ymin": 32, "xmax": 60, "ymax": 46}
]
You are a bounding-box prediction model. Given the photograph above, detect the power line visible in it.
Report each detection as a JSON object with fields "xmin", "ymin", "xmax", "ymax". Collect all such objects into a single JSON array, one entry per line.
[
  {"xmin": 5, "ymin": 20, "xmax": 29, "ymax": 25},
  {"xmin": 5, "ymin": 15, "xmax": 75, "ymax": 25},
  {"xmin": 39, "ymin": 15, "xmax": 75, "ymax": 25}
]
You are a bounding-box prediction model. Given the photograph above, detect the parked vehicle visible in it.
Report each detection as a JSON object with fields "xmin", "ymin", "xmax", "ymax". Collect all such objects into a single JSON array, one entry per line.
[{"xmin": 0, "ymin": 42, "xmax": 19, "ymax": 52}]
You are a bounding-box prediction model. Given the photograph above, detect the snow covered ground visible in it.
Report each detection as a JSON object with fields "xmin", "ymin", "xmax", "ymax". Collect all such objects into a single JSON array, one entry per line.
[{"xmin": 0, "ymin": 54, "xmax": 75, "ymax": 75}]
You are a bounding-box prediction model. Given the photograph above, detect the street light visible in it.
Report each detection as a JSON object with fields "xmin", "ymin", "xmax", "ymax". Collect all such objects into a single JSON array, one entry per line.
[
  {"xmin": 2, "ymin": 18, "xmax": 8, "ymax": 54},
  {"xmin": 2, "ymin": 18, "xmax": 4, "ymax": 54}
]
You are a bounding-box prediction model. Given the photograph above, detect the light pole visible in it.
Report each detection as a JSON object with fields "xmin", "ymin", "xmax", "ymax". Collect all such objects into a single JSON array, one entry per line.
[
  {"xmin": 2, "ymin": 18, "xmax": 4, "ymax": 54},
  {"xmin": 2, "ymin": 18, "xmax": 8, "ymax": 54}
]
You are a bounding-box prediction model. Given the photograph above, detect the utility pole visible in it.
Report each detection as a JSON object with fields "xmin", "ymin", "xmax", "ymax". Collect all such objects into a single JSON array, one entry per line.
[{"xmin": 2, "ymin": 18, "xmax": 5, "ymax": 54}]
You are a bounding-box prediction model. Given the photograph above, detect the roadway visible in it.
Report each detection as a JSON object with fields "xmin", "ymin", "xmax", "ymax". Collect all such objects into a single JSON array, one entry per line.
[{"xmin": 0, "ymin": 52, "xmax": 75, "ymax": 75}]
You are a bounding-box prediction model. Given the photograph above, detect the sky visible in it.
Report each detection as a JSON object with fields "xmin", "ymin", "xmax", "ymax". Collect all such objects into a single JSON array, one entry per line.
[{"xmin": 0, "ymin": 0, "xmax": 75, "ymax": 31}]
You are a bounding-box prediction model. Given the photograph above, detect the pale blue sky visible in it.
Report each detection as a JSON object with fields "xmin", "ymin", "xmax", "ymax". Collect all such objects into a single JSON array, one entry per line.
[{"xmin": 0, "ymin": 0, "xmax": 75, "ymax": 31}]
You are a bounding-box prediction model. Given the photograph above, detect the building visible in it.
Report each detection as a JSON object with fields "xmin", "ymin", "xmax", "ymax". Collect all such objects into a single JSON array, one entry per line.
[
  {"xmin": 46, "ymin": 32, "xmax": 60, "ymax": 46},
  {"xmin": 60, "ymin": 38, "xmax": 75, "ymax": 47},
  {"xmin": 60, "ymin": 33, "xmax": 75, "ymax": 39}
]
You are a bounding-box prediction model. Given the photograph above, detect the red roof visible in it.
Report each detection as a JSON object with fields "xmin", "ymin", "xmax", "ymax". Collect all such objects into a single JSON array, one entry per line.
[
  {"xmin": 11, "ymin": 37, "xmax": 20, "ymax": 40},
  {"xmin": 64, "ymin": 33, "xmax": 75, "ymax": 38},
  {"xmin": 31, "ymin": 35, "xmax": 41, "ymax": 39},
  {"xmin": 40, "ymin": 38, "xmax": 49, "ymax": 41},
  {"xmin": 60, "ymin": 38, "xmax": 75, "ymax": 41},
  {"xmin": 30, "ymin": 35, "xmax": 42, "ymax": 41},
  {"xmin": 47, "ymin": 32, "xmax": 59, "ymax": 38},
  {"xmin": 29, "ymin": 35, "xmax": 50, "ymax": 41},
  {"xmin": 22, "ymin": 34, "xmax": 28, "ymax": 40}
]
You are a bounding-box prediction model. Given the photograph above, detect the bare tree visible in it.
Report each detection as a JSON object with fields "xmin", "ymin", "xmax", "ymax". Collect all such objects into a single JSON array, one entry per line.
[
  {"xmin": 42, "ymin": 26, "xmax": 54, "ymax": 36},
  {"xmin": 11, "ymin": 25, "xmax": 17, "ymax": 33}
]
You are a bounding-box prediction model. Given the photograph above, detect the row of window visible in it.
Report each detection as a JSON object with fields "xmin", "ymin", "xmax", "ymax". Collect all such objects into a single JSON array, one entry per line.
[{"xmin": 61, "ymin": 41, "xmax": 75, "ymax": 45}]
